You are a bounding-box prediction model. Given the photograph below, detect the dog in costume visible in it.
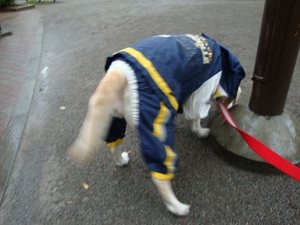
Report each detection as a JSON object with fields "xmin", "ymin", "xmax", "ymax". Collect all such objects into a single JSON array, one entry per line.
[{"xmin": 69, "ymin": 33, "xmax": 245, "ymax": 216}]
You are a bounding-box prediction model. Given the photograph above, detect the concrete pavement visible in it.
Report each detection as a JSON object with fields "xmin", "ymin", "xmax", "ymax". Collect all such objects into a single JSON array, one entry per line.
[
  {"xmin": 0, "ymin": 0, "xmax": 299, "ymax": 224},
  {"xmin": 0, "ymin": 8, "xmax": 43, "ymax": 206}
]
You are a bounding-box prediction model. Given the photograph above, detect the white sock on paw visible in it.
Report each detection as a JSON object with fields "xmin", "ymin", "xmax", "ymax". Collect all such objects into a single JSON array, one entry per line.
[
  {"xmin": 120, "ymin": 151, "xmax": 129, "ymax": 165},
  {"xmin": 111, "ymin": 148, "xmax": 130, "ymax": 166}
]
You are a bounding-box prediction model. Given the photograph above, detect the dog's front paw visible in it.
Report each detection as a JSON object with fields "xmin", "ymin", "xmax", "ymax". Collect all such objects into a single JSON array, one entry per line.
[
  {"xmin": 195, "ymin": 127, "xmax": 210, "ymax": 138},
  {"xmin": 166, "ymin": 202, "xmax": 190, "ymax": 216},
  {"xmin": 192, "ymin": 120, "xmax": 210, "ymax": 138}
]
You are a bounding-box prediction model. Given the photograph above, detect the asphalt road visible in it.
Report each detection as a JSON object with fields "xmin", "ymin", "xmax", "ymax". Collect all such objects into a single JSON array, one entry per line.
[{"xmin": 0, "ymin": 0, "xmax": 299, "ymax": 224}]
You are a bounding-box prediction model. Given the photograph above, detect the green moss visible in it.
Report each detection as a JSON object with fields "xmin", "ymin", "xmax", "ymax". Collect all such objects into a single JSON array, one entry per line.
[
  {"xmin": 27, "ymin": 0, "xmax": 54, "ymax": 5},
  {"xmin": 0, "ymin": 0, "xmax": 15, "ymax": 7}
]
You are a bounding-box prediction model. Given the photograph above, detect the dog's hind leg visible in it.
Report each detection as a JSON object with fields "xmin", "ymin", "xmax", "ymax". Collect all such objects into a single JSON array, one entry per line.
[
  {"xmin": 152, "ymin": 178, "xmax": 190, "ymax": 216},
  {"xmin": 137, "ymin": 99, "xmax": 190, "ymax": 215}
]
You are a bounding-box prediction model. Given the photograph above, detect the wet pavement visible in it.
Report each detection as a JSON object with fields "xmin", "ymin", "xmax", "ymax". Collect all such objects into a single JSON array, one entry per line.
[
  {"xmin": 0, "ymin": 0, "xmax": 299, "ymax": 224},
  {"xmin": 0, "ymin": 8, "xmax": 43, "ymax": 207},
  {"xmin": 0, "ymin": 9, "xmax": 40, "ymax": 140}
]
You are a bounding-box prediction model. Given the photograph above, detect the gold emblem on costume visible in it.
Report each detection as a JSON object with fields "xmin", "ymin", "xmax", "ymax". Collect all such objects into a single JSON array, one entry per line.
[{"xmin": 186, "ymin": 34, "xmax": 213, "ymax": 64}]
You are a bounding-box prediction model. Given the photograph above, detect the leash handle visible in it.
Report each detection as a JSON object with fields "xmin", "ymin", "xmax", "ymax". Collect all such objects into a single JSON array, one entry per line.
[{"xmin": 218, "ymin": 102, "xmax": 300, "ymax": 182}]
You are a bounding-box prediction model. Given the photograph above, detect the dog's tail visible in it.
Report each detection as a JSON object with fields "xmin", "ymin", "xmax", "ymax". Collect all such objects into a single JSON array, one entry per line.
[{"xmin": 68, "ymin": 70, "xmax": 127, "ymax": 163}]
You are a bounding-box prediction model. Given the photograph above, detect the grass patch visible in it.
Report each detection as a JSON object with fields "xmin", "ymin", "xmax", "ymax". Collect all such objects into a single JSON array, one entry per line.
[
  {"xmin": 0, "ymin": 0, "xmax": 14, "ymax": 7},
  {"xmin": 27, "ymin": 0, "xmax": 54, "ymax": 5}
]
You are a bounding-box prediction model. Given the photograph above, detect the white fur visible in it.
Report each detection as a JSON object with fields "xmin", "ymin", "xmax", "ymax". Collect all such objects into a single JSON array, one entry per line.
[
  {"xmin": 191, "ymin": 118, "xmax": 210, "ymax": 138},
  {"xmin": 152, "ymin": 178, "xmax": 190, "ymax": 216},
  {"xmin": 68, "ymin": 94, "xmax": 115, "ymax": 162},
  {"xmin": 183, "ymin": 71, "xmax": 221, "ymax": 120}
]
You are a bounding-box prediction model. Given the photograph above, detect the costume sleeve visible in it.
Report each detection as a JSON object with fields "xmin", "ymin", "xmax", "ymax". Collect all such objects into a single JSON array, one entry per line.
[{"xmin": 105, "ymin": 117, "xmax": 127, "ymax": 148}]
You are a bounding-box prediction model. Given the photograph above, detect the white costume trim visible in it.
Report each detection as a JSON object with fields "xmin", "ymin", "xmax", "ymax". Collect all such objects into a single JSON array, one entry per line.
[{"xmin": 107, "ymin": 60, "xmax": 139, "ymax": 126}]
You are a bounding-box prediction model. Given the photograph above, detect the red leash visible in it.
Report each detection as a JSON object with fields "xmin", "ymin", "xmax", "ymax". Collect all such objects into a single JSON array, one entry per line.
[{"xmin": 218, "ymin": 102, "xmax": 300, "ymax": 182}]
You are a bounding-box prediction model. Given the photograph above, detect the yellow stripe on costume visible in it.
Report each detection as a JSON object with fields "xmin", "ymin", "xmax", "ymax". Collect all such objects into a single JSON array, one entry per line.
[
  {"xmin": 120, "ymin": 47, "xmax": 179, "ymax": 111},
  {"xmin": 150, "ymin": 146, "xmax": 177, "ymax": 180},
  {"xmin": 153, "ymin": 102, "xmax": 169, "ymax": 141},
  {"xmin": 106, "ymin": 138, "xmax": 123, "ymax": 148},
  {"xmin": 164, "ymin": 146, "xmax": 176, "ymax": 174},
  {"xmin": 151, "ymin": 171, "xmax": 174, "ymax": 180}
]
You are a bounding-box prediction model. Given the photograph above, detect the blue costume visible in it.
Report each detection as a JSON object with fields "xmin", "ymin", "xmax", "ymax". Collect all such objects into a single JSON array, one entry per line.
[{"xmin": 104, "ymin": 34, "xmax": 245, "ymax": 180}]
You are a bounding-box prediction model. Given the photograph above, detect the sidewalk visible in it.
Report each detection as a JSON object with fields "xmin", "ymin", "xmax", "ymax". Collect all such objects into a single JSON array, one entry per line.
[
  {"xmin": 0, "ymin": 11, "xmax": 32, "ymax": 140},
  {"xmin": 0, "ymin": 9, "xmax": 43, "ymax": 202}
]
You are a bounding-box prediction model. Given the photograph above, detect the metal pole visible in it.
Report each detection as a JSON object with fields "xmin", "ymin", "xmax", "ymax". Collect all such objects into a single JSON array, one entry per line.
[{"xmin": 249, "ymin": 0, "xmax": 300, "ymax": 116}]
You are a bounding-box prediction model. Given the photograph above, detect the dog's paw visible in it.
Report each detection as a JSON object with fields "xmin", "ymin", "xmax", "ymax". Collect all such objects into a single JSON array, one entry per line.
[
  {"xmin": 192, "ymin": 124, "xmax": 210, "ymax": 138},
  {"xmin": 166, "ymin": 202, "xmax": 190, "ymax": 216},
  {"xmin": 196, "ymin": 127, "xmax": 210, "ymax": 138},
  {"xmin": 114, "ymin": 151, "xmax": 130, "ymax": 167}
]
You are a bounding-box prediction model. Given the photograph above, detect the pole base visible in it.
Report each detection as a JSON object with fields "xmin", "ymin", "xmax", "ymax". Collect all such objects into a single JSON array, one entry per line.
[{"xmin": 210, "ymin": 105, "xmax": 300, "ymax": 164}]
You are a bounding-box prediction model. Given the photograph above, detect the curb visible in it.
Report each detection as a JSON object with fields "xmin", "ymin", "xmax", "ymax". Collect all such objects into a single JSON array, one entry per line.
[
  {"xmin": 0, "ymin": 31, "xmax": 12, "ymax": 38},
  {"xmin": 0, "ymin": 4, "xmax": 35, "ymax": 12}
]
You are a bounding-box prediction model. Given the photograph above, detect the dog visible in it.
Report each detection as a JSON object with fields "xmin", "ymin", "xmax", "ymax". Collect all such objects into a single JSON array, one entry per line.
[{"xmin": 68, "ymin": 33, "xmax": 245, "ymax": 216}]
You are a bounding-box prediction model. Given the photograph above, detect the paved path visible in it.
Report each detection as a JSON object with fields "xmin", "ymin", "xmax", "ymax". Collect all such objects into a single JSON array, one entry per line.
[
  {"xmin": 0, "ymin": 0, "xmax": 38, "ymax": 139},
  {"xmin": 0, "ymin": 10, "xmax": 40, "ymax": 139},
  {"xmin": 0, "ymin": 8, "xmax": 43, "ymax": 206},
  {"xmin": 0, "ymin": 0, "xmax": 299, "ymax": 224}
]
